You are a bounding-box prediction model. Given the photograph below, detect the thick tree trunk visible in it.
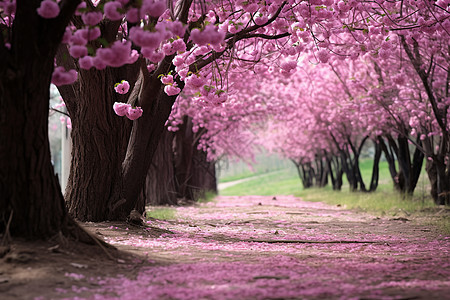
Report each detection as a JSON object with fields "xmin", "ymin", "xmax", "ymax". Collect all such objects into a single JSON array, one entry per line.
[
  {"xmin": 58, "ymin": 66, "xmax": 139, "ymax": 221},
  {"xmin": 138, "ymin": 129, "xmax": 177, "ymax": 207},
  {"xmin": 108, "ymin": 70, "xmax": 180, "ymax": 220},
  {"xmin": 0, "ymin": 75, "xmax": 71, "ymax": 237},
  {"xmin": 0, "ymin": 1, "xmax": 80, "ymax": 237}
]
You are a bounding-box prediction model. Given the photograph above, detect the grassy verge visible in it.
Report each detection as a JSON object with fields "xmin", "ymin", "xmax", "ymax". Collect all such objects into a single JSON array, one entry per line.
[
  {"xmin": 219, "ymin": 168, "xmax": 301, "ymax": 196},
  {"xmin": 146, "ymin": 207, "xmax": 176, "ymax": 220}
]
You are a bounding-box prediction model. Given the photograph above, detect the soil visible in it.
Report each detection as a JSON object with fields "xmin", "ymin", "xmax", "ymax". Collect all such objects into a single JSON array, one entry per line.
[{"xmin": 0, "ymin": 195, "xmax": 449, "ymax": 300}]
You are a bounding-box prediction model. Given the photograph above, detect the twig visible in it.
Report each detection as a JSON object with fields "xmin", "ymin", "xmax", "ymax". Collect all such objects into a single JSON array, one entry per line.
[
  {"xmin": 246, "ymin": 239, "xmax": 381, "ymax": 244},
  {"xmin": 1, "ymin": 210, "xmax": 13, "ymax": 246}
]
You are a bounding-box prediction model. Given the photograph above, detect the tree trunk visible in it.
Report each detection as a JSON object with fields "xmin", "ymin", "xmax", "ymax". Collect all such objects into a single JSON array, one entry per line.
[
  {"xmin": 108, "ymin": 70, "xmax": 180, "ymax": 220},
  {"xmin": 58, "ymin": 66, "xmax": 139, "ymax": 221},
  {"xmin": 369, "ymin": 140, "xmax": 382, "ymax": 192},
  {"xmin": 138, "ymin": 128, "xmax": 177, "ymax": 207},
  {"xmin": 174, "ymin": 116, "xmax": 217, "ymax": 201},
  {"xmin": 378, "ymin": 136, "xmax": 402, "ymax": 191},
  {"xmin": 185, "ymin": 142, "xmax": 217, "ymax": 200},
  {"xmin": 0, "ymin": 1, "xmax": 81, "ymax": 237}
]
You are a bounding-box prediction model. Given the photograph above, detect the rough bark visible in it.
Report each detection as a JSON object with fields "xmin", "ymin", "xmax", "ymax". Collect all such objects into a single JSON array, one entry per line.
[
  {"xmin": 138, "ymin": 128, "xmax": 177, "ymax": 207},
  {"xmin": 182, "ymin": 141, "xmax": 217, "ymax": 200},
  {"xmin": 174, "ymin": 117, "xmax": 217, "ymax": 201},
  {"xmin": 108, "ymin": 65, "xmax": 181, "ymax": 220},
  {"xmin": 57, "ymin": 66, "xmax": 139, "ymax": 221},
  {"xmin": 0, "ymin": 1, "xmax": 81, "ymax": 237}
]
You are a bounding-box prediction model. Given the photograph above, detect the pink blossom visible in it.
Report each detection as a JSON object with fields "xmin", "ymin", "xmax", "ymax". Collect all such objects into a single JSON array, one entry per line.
[
  {"xmin": 129, "ymin": 27, "xmax": 163, "ymax": 49},
  {"xmin": 172, "ymin": 39, "xmax": 186, "ymax": 52},
  {"xmin": 70, "ymin": 30, "xmax": 88, "ymax": 46},
  {"xmin": 75, "ymin": 27, "xmax": 101, "ymax": 42},
  {"xmin": 255, "ymin": 15, "xmax": 268, "ymax": 25},
  {"xmin": 126, "ymin": 106, "xmax": 143, "ymax": 120},
  {"xmin": 113, "ymin": 102, "xmax": 131, "ymax": 116},
  {"xmin": 37, "ymin": 0, "xmax": 60, "ymax": 19},
  {"xmin": 51, "ymin": 67, "xmax": 77, "ymax": 86},
  {"xmin": 69, "ymin": 45, "xmax": 87, "ymax": 58},
  {"xmin": 141, "ymin": 0, "xmax": 166, "ymax": 18},
  {"xmin": 81, "ymin": 11, "xmax": 103, "ymax": 26},
  {"xmin": 243, "ymin": 3, "xmax": 259, "ymax": 13},
  {"xmin": 96, "ymin": 41, "xmax": 138, "ymax": 67},
  {"xmin": 126, "ymin": 8, "xmax": 140, "ymax": 23},
  {"xmin": 104, "ymin": 1, "xmax": 124, "ymax": 21},
  {"xmin": 172, "ymin": 54, "xmax": 186, "ymax": 67},
  {"xmin": 316, "ymin": 49, "xmax": 330, "ymax": 63},
  {"xmin": 281, "ymin": 60, "xmax": 297, "ymax": 73},
  {"xmin": 191, "ymin": 25, "xmax": 225, "ymax": 46},
  {"xmin": 162, "ymin": 42, "xmax": 175, "ymax": 56},
  {"xmin": 161, "ymin": 75, "xmax": 174, "ymax": 85},
  {"xmin": 185, "ymin": 75, "xmax": 206, "ymax": 88},
  {"xmin": 164, "ymin": 84, "xmax": 181, "ymax": 96},
  {"xmin": 114, "ymin": 80, "xmax": 130, "ymax": 94},
  {"xmin": 93, "ymin": 56, "xmax": 107, "ymax": 70},
  {"xmin": 169, "ymin": 21, "xmax": 186, "ymax": 38},
  {"xmin": 142, "ymin": 48, "xmax": 165, "ymax": 63}
]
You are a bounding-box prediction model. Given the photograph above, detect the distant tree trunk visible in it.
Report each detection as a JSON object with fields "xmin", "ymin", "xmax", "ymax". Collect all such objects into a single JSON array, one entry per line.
[
  {"xmin": 313, "ymin": 156, "xmax": 328, "ymax": 188},
  {"xmin": 369, "ymin": 140, "xmax": 382, "ymax": 192},
  {"xmin": 378, "ymin": 136, "xmax": 401, "ymax": 191},
  {"xmin": 0, "ymin": 1, "xmax": 81, "ymax": 237},
  {"xmin": 174, "ymin": 116, "xmax": 217, "ymax": 201},
  {"xmin": 187, "ymin": 144, "xmax": 217, "ymax": 199},
  {"xmin": 382, "ymin": 135, "xmax": 424, "ymax": 196},
  {"xmin": 292, "ymin": 160, "xmax": 314, "ymax": 189},
  {"xmin": 327, "ymin": 156, "xmax": 343, "ymax": 190},
  {"xmin": 138, "ymin": 129, "xmax": 177, "ymax": 207}
]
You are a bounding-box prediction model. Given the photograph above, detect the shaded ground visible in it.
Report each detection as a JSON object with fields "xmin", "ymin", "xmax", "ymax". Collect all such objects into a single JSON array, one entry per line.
[{"xmin": 1, "ymin": 195, "xmax": 449, "ymax": 299}]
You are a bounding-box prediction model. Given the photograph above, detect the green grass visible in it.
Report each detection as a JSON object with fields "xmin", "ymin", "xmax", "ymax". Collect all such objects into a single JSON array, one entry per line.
[
  {"xmin": 198, "ymin": 190, "xmax": 217, "ymax": 203},
  {"xmin": 219, "ymin": 171, "xmax": 270, "ymax": 183},
  {"xmin": 297, "ymin": 187, "xmax": 435, "ymax": 214},
  {"xmin": 219, "ymin": 168, "xmax": 301, "ymax": 196},
  {"xmin": 146, "ymin": 207, "xmax": 176, "ymax": 220}
]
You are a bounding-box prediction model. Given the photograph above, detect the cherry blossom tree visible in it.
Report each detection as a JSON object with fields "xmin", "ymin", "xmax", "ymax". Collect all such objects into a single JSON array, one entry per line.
[
  {"xmin": 0, "ymin": 1, "xmax": 84, "ymax": 237},
  {"xmin": 54, "ymin": 0, "xmax": 307, "ymax": 221}
]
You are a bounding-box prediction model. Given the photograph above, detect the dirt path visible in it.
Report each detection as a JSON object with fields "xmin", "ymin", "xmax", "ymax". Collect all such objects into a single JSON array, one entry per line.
[{"xmin": 1, "ymin": 195, "xmax": 449, "ymax": 299}]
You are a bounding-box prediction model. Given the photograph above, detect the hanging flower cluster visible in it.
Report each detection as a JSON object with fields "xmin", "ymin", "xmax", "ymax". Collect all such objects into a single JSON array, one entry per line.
[{"xmin": 113, "ymin": 102, "xmax": 143, "ymax": 120}]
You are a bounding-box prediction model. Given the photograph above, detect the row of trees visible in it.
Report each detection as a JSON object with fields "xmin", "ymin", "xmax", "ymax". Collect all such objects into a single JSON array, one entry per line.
[
  {"xmin": 260, "ymin": 37, "xmax": 448, "ymax": 203},
  {"xmin": 0, "ymin": 0, "xmax": 448, "ymax": 240}
]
